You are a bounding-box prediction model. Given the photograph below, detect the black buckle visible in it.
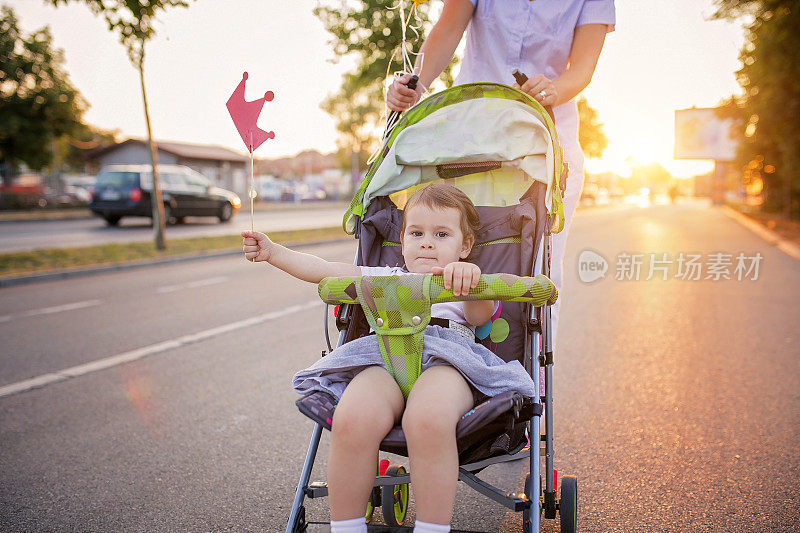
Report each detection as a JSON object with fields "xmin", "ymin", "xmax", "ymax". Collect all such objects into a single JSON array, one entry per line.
[{"xmin": 429, "ymin": 317, "xmax": 450, "ymax": 328}]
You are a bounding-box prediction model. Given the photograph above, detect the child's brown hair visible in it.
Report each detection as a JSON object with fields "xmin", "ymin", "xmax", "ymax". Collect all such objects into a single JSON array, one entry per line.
[{"xmin": 401, "ymin": 183, "xmax": 481, "ymax": 242}]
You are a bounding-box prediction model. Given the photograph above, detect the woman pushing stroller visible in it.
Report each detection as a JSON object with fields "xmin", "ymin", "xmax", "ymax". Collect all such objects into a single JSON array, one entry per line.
[
  {"xmin": 387, "ymin": 0, "xmax": 614, "ymax": 349},
  {"xmin": 242, "ymin": 183, "xmax": 535, "ymax": 533}
]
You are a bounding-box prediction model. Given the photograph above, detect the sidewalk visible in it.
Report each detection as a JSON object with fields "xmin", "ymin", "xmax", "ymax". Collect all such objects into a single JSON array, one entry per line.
[
  {"xmin": 723, "ymin": 203, "xmax": 800, "ymax": 262},
  {"xmin": 0, "ymin": 200, "xmax": 349, "ymax": 223}
]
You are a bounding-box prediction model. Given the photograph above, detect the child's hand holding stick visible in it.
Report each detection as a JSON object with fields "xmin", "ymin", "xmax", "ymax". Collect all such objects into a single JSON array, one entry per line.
[{"xmin": 242, "ymin": 230, "xmax": 273, "ymax": 263}]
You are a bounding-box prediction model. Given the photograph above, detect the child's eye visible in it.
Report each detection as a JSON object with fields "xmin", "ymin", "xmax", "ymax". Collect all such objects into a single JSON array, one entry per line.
[
  {"xmin": 411, "ymin": 230, "xmax": 423, "ymax": 237},
  {"xmin": 436, "ymin": 231, "xmax": 449, "ymax": 238}
]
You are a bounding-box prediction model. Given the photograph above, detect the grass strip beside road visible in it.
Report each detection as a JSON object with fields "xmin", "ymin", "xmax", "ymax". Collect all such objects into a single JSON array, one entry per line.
[
  {"xmin": 0, "ymin": 226, "xmax": 346, "ymax": 279},
  {"xmin": 0, "ymin": 208, "xmax": 94, "ymax": 222}
]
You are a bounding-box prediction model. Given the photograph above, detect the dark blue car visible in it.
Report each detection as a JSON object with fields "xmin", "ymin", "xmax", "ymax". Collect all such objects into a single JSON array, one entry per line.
[{"xmin": 90, "ymin": 165, "xmax": 241, "ymax": 226}]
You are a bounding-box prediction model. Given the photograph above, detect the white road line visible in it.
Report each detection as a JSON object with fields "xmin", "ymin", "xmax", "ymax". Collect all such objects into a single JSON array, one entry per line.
[
  {"xmin": 0, "ymin": 299, "xmax": 320, "ymax": 399},
  {"xmin": 156, "ymin": 276, "xmax": 228, "ymax": 293},
  {"xmin": 22, "ymin": 299, "xmax": 103, "ymax": 317},
  {"xmin": 1, "ymin": 299, "xmax": 104, "ymax": 322}
]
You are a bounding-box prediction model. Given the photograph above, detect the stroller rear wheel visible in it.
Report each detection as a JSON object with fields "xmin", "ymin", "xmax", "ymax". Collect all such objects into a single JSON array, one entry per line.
[
  {"xmin": 381, "ymin": 464, "xmax": 409, "ymax": 526},
  {"xmin": 365, "ymin": 486, "xmax": 380, "ymax": 523},
  {"xmin": 521, "ymin": 473, "xmax": 542, "ymax": 531},
  {"xmin": 559, "ymin": 476, "xmax": 578, "ymax": 533}
]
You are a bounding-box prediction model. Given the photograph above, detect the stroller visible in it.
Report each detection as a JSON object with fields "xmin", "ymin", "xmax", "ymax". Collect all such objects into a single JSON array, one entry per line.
[{"xmin": 287, "ymin": 81, "xmax": 573, "ymax": 532}]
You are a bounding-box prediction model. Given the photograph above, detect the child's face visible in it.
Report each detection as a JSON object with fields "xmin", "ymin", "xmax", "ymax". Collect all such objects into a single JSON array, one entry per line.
[{"xmin": 401, "ymin": 204, "xmax": 474, "ymax": 273}]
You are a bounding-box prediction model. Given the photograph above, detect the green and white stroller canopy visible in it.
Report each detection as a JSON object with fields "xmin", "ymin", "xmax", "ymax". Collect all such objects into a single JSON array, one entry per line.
[{"xmin": 344, "ymin": 82, "xmax": 567, "ymax": 234}]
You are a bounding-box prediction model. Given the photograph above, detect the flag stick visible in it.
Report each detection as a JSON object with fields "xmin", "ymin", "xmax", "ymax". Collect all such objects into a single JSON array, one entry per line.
[{"xmin": 249, "ymin": 148, "xmax": 255, "ymax": 232}]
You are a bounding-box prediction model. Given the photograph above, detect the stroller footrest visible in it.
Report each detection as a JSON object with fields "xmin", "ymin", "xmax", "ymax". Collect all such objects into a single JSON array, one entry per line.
[
  {"xmin": 374, "ymin": 473, "xmax": 412, "ymax": 486},
  {"xmin": 305, "ymin": 481, "xmax": 328, "ymax": 499},
  {"xmin": 458, "ymin": 469, "xmax": 531, "ymax": 512}
]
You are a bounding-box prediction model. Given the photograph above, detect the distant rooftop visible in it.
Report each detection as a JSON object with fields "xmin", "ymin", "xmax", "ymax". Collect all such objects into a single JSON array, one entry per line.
[{"xmin": 90, "ymin": 138, "xmax": 249, "ymax": 163}]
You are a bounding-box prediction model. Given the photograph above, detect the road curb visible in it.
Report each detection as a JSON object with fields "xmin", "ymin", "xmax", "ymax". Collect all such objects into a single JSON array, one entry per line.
[
  {"xmin": 0, "ymin": 215, "xmax": 96, "ymax": 224},
  {"xmin": 0, "ymin": 237, "xmax": 353, "ymax": 288},
  {"xmin": 0, "ymin": 202, "xmax": 350, "ymax": 223},
  {"xmin": 721, "ymin": 205, "xmax": 800, "ymax": 262}
]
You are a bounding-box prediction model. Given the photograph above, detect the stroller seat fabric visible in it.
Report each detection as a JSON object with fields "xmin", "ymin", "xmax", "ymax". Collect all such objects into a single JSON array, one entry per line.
[
  {"xmin": 295, "ymin": 188, "xmax": 553, "ymax": 465},
  {"xmin": 296, "ymin": 389, "xmax": 540, "ymax": 464}
]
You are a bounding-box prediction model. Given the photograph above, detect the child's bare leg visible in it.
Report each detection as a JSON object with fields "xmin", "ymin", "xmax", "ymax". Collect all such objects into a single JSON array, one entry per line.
[
  {"xmin": 402, "ymin": 365, "xmax": 474, "ymax": 525},
  {"xmin": 328, "ymin": 366, "xmax": 405, "ymax": 520}
]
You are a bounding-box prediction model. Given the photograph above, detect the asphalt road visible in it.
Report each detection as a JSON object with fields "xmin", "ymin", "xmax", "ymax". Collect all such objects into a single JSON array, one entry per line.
[
  {"xmin": 0, "ymin": 204, "xmax": 346, "ymax": 253},
  {"xmin": 1, "ymin": 199, "xmax": 798, "ymax": 532}
]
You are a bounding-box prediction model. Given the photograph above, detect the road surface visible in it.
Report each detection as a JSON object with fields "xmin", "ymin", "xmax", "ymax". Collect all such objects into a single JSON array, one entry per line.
[{"xmin": 1, "ymin": 199, "xmax": 798, "ymax": 531}]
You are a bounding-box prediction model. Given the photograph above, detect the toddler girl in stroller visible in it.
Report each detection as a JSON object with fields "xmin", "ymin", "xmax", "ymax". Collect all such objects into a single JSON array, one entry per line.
[{"xmin": 243, "ymin": 183, "xmax": 537, "ymax": 532}]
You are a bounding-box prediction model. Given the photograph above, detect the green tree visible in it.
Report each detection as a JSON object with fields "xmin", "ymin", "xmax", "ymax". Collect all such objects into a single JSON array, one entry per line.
[
  {"xmin": 316, "ymin": 1, "xmax": 457, "ymax": 180},
  {"xmin": 714, "ymin": 0, "xmax": 800, "ymax": 217},
  {"xmin": 50, "ymin": 0, "xmax": 193, "ymax": 249},
  {"xmin": 0, "ymin": 5, "xmax": 87, "ymax": 185},
  {"xmin": 577, "ymin": 96, "xmax": 608, "ymax": 159}
]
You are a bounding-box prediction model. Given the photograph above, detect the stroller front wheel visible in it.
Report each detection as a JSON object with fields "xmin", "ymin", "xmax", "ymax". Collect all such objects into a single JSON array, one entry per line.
[
  {"xmin": 381, "ymin": 464, "xmax": 409, "ymax": 526},
  {"xmin": 559, "ymin": 476, "xmax": 578, "ymax": 533}
]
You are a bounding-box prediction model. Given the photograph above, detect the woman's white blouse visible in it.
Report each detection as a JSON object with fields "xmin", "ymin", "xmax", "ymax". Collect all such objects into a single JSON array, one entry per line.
[{"xmin": 454, "ymin": 0, "xmax": 616, "ymax": 88}]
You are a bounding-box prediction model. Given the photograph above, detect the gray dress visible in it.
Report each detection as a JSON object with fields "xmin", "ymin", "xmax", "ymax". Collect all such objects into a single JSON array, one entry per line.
[{"xmin": 292, "ymin": 324, "xmax": 535, "ymax": 402}]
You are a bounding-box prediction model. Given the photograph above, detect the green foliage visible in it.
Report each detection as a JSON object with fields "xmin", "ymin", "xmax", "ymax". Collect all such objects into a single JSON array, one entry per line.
[
  {"xmin": 576, "ymin": 96, "xmax": 608, "ymax": 159},
  {"xmin": 714, "ymin": 0, "xmax": 800, "ymax": 217},
  {"xmin": 316, "ymin": 1, "xmax": 456, "ymax": 164},
  {"xmin": 0, "ymin": 5, "xmax": 87, "ymax": 177}
]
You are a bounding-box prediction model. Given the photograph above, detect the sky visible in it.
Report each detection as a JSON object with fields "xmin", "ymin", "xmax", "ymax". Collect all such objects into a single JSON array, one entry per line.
[{"xmin": 7, "ymin": 0, "xmax": 747, "ymax": 178}]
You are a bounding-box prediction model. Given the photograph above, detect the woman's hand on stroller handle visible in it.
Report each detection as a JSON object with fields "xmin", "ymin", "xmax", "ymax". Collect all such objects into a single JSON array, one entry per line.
[
  {"xmin": 387, "ymin": 73, "xmax": 423, "ymax": 112},
  {"xmin": 511, "ymin": 69, "xmax": 558, "ymax": 122}
]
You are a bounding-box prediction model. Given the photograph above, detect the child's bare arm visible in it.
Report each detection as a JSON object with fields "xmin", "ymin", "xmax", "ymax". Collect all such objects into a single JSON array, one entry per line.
[
  {"xmin": 242, "ymin": 230, "xmax": 359, "ymax": 283},
  {"xmin": 431, "ymin": 261, "xmax": 496, "ymax": 326}
]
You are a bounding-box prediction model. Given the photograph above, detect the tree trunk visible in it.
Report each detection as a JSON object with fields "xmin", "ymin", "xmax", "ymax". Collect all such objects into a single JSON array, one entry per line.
[{"xmin": 138, "ymin": 41, "xmax": 166, "ymax": 250}]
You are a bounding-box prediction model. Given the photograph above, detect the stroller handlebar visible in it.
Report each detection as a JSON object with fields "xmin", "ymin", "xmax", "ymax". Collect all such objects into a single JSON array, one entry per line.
[{"xmin": 318, "ymin": 273, "xmax": 558, "ymax": 308}]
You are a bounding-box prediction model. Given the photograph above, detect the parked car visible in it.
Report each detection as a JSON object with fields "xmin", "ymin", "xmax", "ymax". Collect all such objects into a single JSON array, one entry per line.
[
  {"xmin": 89, "ymin": 165, "xmax": 241, "ymax": 226},
  {"xmin": 255, "ymin": 176, "xmax": 283, "ymax": 202},
  {"xmin": 0, "ymin": 174, "xmax": 47, "ymax": 209},
  {"xmin": 41, "ymin": 185, "xmax": 93, "ymax": 207}
]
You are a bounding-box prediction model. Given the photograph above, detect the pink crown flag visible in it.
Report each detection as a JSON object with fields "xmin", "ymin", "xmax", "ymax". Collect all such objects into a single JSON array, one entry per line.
[
  {"xmin": 226, "ymin": 72, "xmax": 275, "ymax": 153},
  {"xmin": 226, "ymin": 72, "xmax": 275, "ymax": 231}
]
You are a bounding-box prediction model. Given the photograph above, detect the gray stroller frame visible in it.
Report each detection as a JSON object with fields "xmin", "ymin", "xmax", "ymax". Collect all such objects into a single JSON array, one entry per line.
[{"xmin": 285, "ymin": 211, "xmax": 569, "ymax": 533}]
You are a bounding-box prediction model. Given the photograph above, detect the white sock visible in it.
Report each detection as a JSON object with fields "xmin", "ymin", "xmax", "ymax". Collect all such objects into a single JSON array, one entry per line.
[
  {"xmin": 413, "ymin": 520, "xmax": 451, "ymax": 533},
  {"xmin": 330, "ymin": 516, "xmax": 367, "ymax": 533}
]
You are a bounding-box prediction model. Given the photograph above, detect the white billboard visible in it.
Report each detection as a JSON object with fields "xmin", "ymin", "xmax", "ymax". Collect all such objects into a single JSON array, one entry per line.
[{"xmin": 674, "ymin": 108, "xmax": 739, "ymax": 161}]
